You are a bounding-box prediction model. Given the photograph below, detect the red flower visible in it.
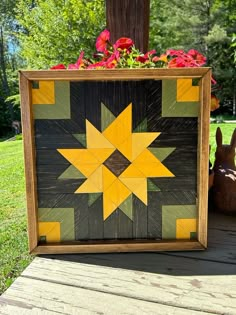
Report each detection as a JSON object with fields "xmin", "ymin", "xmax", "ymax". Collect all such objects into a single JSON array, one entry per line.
[
  {"xmin": 153, "ymin": 54, "xmax": 168, "ymax": 63},
  {"xmin": 187, "ymin": 49, "xmax": 206, "ymax": 66},
  {"xmin": 50, "ymin": 64, "xmax": 66, "ymax": 70},
  {"xmin": 168, "ymin": 57, "xmax": 186, "ymax": 68},
  {"xmin": 87, "ymin": 61, "xmax": 106, "ymax": 69},
  {"xmin": 145, "ymin": 50, "xmax": 156, "ymax": 57},
  {"xmin": 96, "ymin": 29, "xmax": 110, "ymax": 52},
  {"xmin": 68, "ymin": 51, "xmax": 85, "ymax": 69},
  {"xmin": 167, "ymin": 49, "xmax": 184, "ymax": 57},
  {"xmin": 114, "ymin": 37, "xmax": 133, "ymax": 50},
  {"xmin": 136, "ymin": 50, "xmax": 156, "ymax": 63},
  {"xmin": 136, "ymin": 55, "xmax": 147, "ymax": 63}
]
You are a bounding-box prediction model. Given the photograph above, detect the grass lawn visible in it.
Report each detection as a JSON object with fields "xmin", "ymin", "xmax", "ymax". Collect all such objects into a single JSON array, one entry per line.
[
  {"xmin": 0, "ymin": 123, "xmax": 235, "ymax": 294},
  {"xmin": 0, "ymin": 140, "xmax": 33, "ymax": 294},
  {"xmin": 209, "ymin": 123, "xmax": 236, "ymax": 165}
]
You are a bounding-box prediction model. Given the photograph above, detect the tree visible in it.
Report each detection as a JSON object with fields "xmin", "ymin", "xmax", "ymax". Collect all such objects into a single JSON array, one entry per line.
[
  {"xmin": 16, "ymin": 0, "xmax": 106, "ymax": 69},
  {"xmin": 149, "ymin": 0, "xmax": 236, "ymax": 115},
  {"xmin": 0, "ymin": 0, "xmax": 21, "ymax": 135}
]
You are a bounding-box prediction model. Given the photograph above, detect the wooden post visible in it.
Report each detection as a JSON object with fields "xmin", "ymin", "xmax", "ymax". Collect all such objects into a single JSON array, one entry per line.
[{"xmin": 106, "ymin": 0, "xmax": 150, "ymax": 53}]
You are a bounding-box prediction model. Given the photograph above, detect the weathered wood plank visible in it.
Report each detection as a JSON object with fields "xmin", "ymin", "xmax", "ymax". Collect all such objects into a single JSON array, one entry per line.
[
  {"xmin": 0, "ymin": 276, "xmax": 209, "ymax": 315},
  {"xmin": 166, "ymin": 212, "xmax": 236, "ymax": 264},
  {"xmin": 18, "ymin": 256, "xmax": 236, "ymax": 315}
]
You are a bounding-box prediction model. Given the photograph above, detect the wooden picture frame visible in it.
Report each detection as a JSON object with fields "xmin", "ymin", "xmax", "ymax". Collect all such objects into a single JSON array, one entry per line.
[{"xmin": 19, "ymin": 68, "xmax": 211, "ymax": 254}]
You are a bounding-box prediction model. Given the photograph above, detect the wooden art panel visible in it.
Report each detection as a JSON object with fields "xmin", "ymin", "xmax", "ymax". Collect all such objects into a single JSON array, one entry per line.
[{"xmin": 20, "ymin": 69, "xmax": 211, "ymax": 253}]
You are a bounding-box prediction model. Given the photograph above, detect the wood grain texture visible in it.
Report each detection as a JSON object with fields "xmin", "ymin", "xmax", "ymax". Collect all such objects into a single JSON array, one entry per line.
[
  {"xmin": 19, "ymin": 72, "xmax": 38, "ymax": 253},
  {"xmin": 20, "ymin": 68, "xmax": 211, "ymax": 81},
  {"xmin": 0, "ymin": 276, "xmax": 210, "ymax": 315},
  {"xmin": 31, "ymin": 241, "xmax": 203, "ymax": 254},
  {"xmin": 106, "ymin": 0, "xmax": 150, "ymax": 53},
  {"xmin": 197, "ymin": 69, "xmax": 211, "ymax": 248}
]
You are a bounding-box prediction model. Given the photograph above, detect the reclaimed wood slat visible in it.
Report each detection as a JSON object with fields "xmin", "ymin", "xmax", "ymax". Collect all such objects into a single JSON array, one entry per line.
[
  {"xmin": 0, "ymin": 276, "xmax": 209, "ymax": 315},
  {"xmin": 20, "ymin": 68, "xmax": 211, "ymax": 81},
  {"xmin": 18, "ymin": 256, "xmax": 236, "ymax": 315}
]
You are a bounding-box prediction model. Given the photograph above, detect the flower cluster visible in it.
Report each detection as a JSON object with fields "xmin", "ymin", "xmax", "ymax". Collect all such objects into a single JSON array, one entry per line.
[
  {"xmin": 50, "ymin": 29, "xmax": 207, "ymax": 70},
  {"xmin": 50, "ymin": 29, "xmax": 219, "ymax": 111}
]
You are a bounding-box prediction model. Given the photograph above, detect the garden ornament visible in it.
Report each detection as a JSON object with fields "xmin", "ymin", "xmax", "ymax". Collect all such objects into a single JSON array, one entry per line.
[{"xmin": 212, "ymin": 127, "xmax": 236, "ymax": 214}]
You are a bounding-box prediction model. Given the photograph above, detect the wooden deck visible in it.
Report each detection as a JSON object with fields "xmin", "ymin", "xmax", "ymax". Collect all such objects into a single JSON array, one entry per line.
[{"xmin": 0, "ymin": 212, "xmax": 236, "ymax": 314}]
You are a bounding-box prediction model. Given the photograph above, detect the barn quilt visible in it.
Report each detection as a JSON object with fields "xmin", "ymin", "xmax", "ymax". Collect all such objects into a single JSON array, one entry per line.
[{"xmin": 32, "ymin": 79, "xmax": 199, "ymax": 243}]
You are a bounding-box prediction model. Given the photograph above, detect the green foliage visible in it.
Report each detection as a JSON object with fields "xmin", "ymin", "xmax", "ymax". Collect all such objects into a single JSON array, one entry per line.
[
  {"xmin": 0, "ymin": 140, "xmax": 33, "ymax": 294},
  {"xmin": 150, "ymin": 0, "xmax": 236, "ymax": 114},
  {"xmin": 16, "ymin": 0, "xmax": 106, "ymax": 69}
]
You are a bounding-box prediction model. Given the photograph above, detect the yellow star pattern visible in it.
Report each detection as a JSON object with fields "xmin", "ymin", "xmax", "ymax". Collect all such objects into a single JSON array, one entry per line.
[{"xmin": 57, "ymin": 103, "xmax": 175, "ymax": 220}]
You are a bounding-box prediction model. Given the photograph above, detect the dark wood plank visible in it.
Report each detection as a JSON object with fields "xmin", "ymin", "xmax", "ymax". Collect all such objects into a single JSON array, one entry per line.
[
  {"xmin": 106, "ymin": 0, "xmax": 150, "ymax": 53},
  {"xmin": 88, "ymin": 195, "xmax": 104, "ymax": 240},
  {"xmin": 133, "ymin": 196, "xmax": 148, "ymax": 239}
]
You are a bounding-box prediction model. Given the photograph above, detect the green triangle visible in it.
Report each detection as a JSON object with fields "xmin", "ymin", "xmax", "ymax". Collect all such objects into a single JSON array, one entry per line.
[
  {"xmin": 73, "ymin": 134, "xmax": 86, "ymax": 147},
  {"xmin": 134, "ymin": 118, "xmax": 147, "ymax": 132},
  {"xmin": 58, "ymin": 165, "xmax": 85, "ymax": 179},
  {"xmin": 101, "ymin": 102, "xmax": 116, "ymax": 131},
  {"xmin": 147, "ymin": 179, "xmax": 161, "ymax": 191},
  {"xmin": 148, "ymin": 147, "xmax": 176, "ymax": 162},
  {"xmin": 119, "ymin": 195, "xmax": 133, "ymax": 220},
  {"xmin": 88, "ymin": 193, "xmax": 102, "ymax": 207}
]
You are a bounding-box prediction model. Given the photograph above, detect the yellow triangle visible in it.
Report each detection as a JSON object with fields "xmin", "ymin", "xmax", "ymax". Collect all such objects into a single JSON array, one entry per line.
[
  {"xmin": 73, "ymin": 163, "xmax": 101, "ymax": 177},
  {"xmin": 132, "ymin": 149, "xmax": 174, "ymax": 177},
  {"xmin": 75, "ymin": 178, "xmax": 101, "ymax": 193},
  {"xmin": 119, "ymin": 177, "xmax": 147, "ymax": 205},
  {"xmin": 103, "ymin": 103, "xmax": 132, "ymax": 147},
  {"xmin": 104, "ymin": 179, "xmax": 131, "ymax": 208},
  {"xmin": 88, "ymin": 148, "xmax": 115, "ymax": 164},
  {"xmin": 102, "ymin": 166, "xmax": 117, "ymax": 190},
  {"xmin": 116, "ymin": 136, "xmax": 133, "ymax": 161},
  {"xmin": 86, "ymin": 120, "xmax": 114, "ymax": 148},
  {"xmin": 103, "ymin": 192, "xmax": 117, "ymax": 220},
  {"xmin": 132, "ymin": 132, "xmax": 160, "ymax": 161},
  {"xmin": 87, "ymin": 165, "xmax": 103, "ymax": 190},
  {"xmin": 57, "ymin": 149, "xmax": 99, "ymax": 165},
  {"xmin": 119, "ymin": 163, "xmax": 145, "ymax": 178}
]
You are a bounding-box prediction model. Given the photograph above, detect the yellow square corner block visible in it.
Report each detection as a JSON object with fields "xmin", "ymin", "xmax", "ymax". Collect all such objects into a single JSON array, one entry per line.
[
  {"xmin": 177, "ymin": 79, "xmax": 199, "ymax": 102},
  {"xmin": 38, "ymin": 221, "xmax": 60, "ymax": 242},
  {"xmin": 32, "ymin": 81, "xmax": 55, "ymax": 105}
]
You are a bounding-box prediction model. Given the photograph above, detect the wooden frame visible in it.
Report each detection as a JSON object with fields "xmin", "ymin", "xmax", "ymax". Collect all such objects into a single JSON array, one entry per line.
[{"xmin": 19, "ymin": 68, "xmax": 211, "ymax": 254}]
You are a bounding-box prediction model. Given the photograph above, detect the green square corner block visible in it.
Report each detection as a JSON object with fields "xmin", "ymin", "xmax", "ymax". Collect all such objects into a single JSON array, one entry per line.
[
  {"xmin": 162, "ymin": 204, "xmax": 197, "ymax": 239},
  {"xmin": 162, "ymin": 80, "xmax": 199, "ymax": 117},
  {"xmin": 38, "ymin": 207, "xmax": 75, "ymax": 241},
  {"xmin": 33, "ymin": 81, "xmax": 70, "ymax": 119}
]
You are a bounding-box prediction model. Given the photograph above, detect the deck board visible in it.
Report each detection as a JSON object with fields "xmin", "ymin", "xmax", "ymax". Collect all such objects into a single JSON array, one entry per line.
[{"xmin": 1, "ymin": 212, "xmax": 236, "ymax": 314}]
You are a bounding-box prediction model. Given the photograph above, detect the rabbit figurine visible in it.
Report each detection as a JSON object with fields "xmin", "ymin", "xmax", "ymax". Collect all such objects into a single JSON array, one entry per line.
[{"xmin": 212, "ymin": 127, "xmax": 236, "ymax": 214}]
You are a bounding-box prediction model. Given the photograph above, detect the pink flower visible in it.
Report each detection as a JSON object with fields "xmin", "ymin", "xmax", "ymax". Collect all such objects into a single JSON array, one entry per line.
[
  {"xmin": 68, "ymin": 51, "xmax": 85, "ymax": 69},
  {"xmin": 167, "ymin": 49, "xmax": 184, "ymax": 57},
  {"xmin": 145, "ymin": 50, "xmax": 156, "ymax": 57},
  {"xmin": 87, "ymin": 61, "xmax": 106, "ymax": 69},
  {"xmin": 50, "ymin": 64, "xmax": 66, "ymax": 70},
  {"xmin": 153, "ymin": 54, "xmax": 168, "ymax": 63},
  {"xmin": 187, "ymin": 49, "xmax": 206, "ymax": 66},
  {"xmin": 96, "ymin": 29, "xmax": 110, "ymax": 52},
  {"xmin": 114, "ymin": 37, "xmax": 133, "ymax": 50},
  {"xmin": 105, "ymin": 51, "xmax": 120, "ymax": 68}
]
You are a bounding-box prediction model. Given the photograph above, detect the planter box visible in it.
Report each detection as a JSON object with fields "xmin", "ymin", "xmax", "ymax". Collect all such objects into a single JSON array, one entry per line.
[{"xmin": 20, "ymin": 68, "xmax": 211, "ymax": 254}]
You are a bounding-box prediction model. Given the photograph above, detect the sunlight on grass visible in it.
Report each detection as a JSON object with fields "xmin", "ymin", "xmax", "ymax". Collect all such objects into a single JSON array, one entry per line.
[
  {"xmin": 0, "ymin": 140, "xmax": 33, "ymax": 294},
  {"xmin": 209, "ymin": 123, "xmax": 236, "ymax": 166}
]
